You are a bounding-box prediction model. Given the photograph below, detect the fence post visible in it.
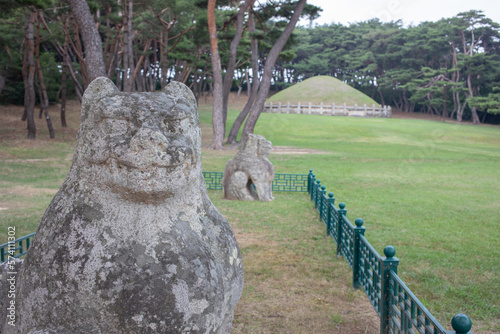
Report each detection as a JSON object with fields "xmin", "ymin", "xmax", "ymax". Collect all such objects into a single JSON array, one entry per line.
[
  {"xmin": 310, "ymin": 174, "xmax": 316, "ymax": 200},
  {"xmin": 307, "ymin": 169, "xmax": 313, "ymax": 194},
  {"xmin": 297, "ymin": 101, "xmax": 301, "ymax": 114},
  {"xmin": 380, "ymin": 245, "xmax": 399, "ymax": 334},
  {"xmin": 313, "ymin": 180, "xmax": 320, "ymax": 207},
  {"xmin": 318, "ymin": 185, "xmax": 326, "ymax": 215},
  {"xmin": 336, "ymin": 202, "xmax": 346, "ymax": 256},
  {"xmin": 450, "ymin": 314, "xmax": 473, "ymax": 334},
  {"xmin": 352, "ymin": 218, "xmax": 366, "ymax": 289},
  {"xmin": 326, "ymin": 192, "xmax": 335, "ymax": 235}
]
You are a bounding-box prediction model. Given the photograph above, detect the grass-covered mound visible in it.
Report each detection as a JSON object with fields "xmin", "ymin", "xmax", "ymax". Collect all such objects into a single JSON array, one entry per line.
[{"xmin": 267, "ymin": 75, "xmax": 378, "ymax": 105}]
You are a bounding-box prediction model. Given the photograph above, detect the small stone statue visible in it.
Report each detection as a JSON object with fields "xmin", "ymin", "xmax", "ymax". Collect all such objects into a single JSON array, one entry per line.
[
  {"xmin": 222, "ymin": 134, "xmax": 274, "ymax": 201},
  {"xmin": 5, "ymin": 78, "xmax": 243, "ymax": 334}
]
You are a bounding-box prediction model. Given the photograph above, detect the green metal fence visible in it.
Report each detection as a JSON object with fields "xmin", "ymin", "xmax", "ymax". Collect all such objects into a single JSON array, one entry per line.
[
  {"xmin": 202, "ymin": 171, "xmax": 308, "ymax": 192},
  {"xmin": 0, "ymin": 232, "xmax": 36, "ymax": 263},
  {"xmin": 307, "ymin": 169, "xmax": 473, "ymax": 334}
]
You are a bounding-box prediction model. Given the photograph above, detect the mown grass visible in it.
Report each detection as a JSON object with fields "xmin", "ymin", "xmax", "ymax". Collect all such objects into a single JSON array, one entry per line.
[
  {"xmin": 253, "ymin": 112, "xmax": 499, "ymax": 332},
  {"xmin": 211, "ymin": 191, "xmax": 379, "ymax": 333},
  {"xmin": 199, "ymin": 103, "xmax": 500, "ymax": 332},
  {"xmin": 1, "ymin": 97, "xmax": 499, "ymax": 333}
]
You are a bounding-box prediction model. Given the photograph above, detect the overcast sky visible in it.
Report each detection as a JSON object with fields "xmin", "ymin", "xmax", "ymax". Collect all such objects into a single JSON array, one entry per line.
[{"xmin": 303, "ymin": 0, "xmax": 500, "ymax": 27}]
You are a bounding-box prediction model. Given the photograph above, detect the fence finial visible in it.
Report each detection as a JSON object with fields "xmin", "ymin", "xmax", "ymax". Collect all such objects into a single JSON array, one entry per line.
[
  {"xmin": 451, "ymin": 314, "xmax": 472, "ymax": 334},
  {"xmin": 328, "ymin": 192, "xmax": 334, "ymax": 198},
  {"xmin": 339, "ymin": 202, "xmax": 345, "ymax": 210},
  {"xmin": 355, "ymin": 218, "xmax": 364, "ymax": 227},
  {"xmin": 384, "ymin": 245, "xmax": 396, "ymax": 258}
]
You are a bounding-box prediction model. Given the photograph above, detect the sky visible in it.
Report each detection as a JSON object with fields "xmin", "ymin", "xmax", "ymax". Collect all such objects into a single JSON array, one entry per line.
[{"xmin": 303, "ymin": 0, "xmax": 500, "ymax": 27}]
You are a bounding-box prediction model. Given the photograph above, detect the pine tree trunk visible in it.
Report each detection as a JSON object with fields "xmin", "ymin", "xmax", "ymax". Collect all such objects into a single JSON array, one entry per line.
[
  {"xmin": 35, "ymin": 12, "xmax": 55, "ymax": 138},
  {"xmin": 123, "ymin": 0, "xmax": 135, "ymax": 92},
  {"xmin": 241, "ymin": 0, "xmax": 307, "ymax": 142},
  {"xmin": 221, "ymin": 0, "xmax": 254, "ymax": 133},
  {"xmin": 21, "ymin": 46, "xmax": 28, "ymax": 122},
  {"xmin": 25, "ymin": 9, "xmax": 37, "ymax": 139},
  {"xmin": 466, "ymin": 73, "xmax": 480, "ymax": 124},
  {"xmin": 245, "ymin": 68, "xmax": 250, "ymax": 96},
  {"xmin": 227, "ymin": 11, "xmax": 259, "ymax": 144},
  {"xmin": 68, "ymin": 0, "xmax": 106, "ymax": 86},
  {"xmin": 470, "ymin": 106, "xmax": 480, "ymax": 124},
  {"xmin": 69, "ymin": 15, "xmax": 89, "ymax": 87},
  {"xmin": 0, "ymin": 74, "xmax": 4, "ymax": 95},
  {"xmin": 160, "ymin": 32, "xmax": 169, "ymax": 88},
  {"xmin": 61, "ymin": 19, "xmax": 69, "ymax": 127},
  {"xmin": 208, "ymin": 0, "xmax": 224, "ymax": 149}
]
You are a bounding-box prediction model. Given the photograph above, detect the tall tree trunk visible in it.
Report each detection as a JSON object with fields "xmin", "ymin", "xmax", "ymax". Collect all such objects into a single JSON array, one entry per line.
[
  {"xmin": 442, "ymin": 86, "xmax": 447, "ymax": 122},
  {"xmin": 21, "ymin": 40, "xmax": 28, "ymax": 122},
  {"xmin": 160, "ymin": 32, "xmax": 169, "ymax": 88},
  {"xmin": 61, "ymin": 17, "xmax": 69, "ymax": 127},
  {"xmin": 0, "ymin": 74, "xmax": 4, "ymax": 95},
  {"xmin": 69, "ymin": 15, "xmax": 89, "ymax": 86},
  {"xmin": 66, "ymin": 54, "xmax": 84, "ymax": 102},
  {"xmin": 123, "ymin": 0, "xmax": 135, "ymax": 92},
  {"xmin": 227, "ymin": 11, "xmax": 258, "ymax": 144},
  {"xmin": 466, "ymin": 73, "xmax": 480, "ymax": 124},
  {"xmin": 208, "ymin": 0, "xmax": 224, "ymax": 150},
  {"xmin": 35, "ymin": 12, "xmax": 55, "ymax": 138},
  {"xmin": 470, "ymin": 105, "xmax": 480, "ymax": 124},
  {"xmin": 25, "ymin": 9, "xmax": 37, "ymax": 139},
  {"xmin": 241, "ymin": 0, "xmax": 307, "ymax": 142},
  {"xmin": 221, "ymin": 0, "xmax": 254, "ymax": 133},
  {"xmin": 245, "ymin": 68, "xmax": 250, "ymax": 96},
  {"xmin": 132, "ymin": 38, "xmax": 151, "ymax": 85},
  {"xmin": 68, "ymin": 0, "xmax": 106, "ymax": 86},
  {"xmin": 227, "ymin": 18, "xmax": 257, "ymax": 143}
]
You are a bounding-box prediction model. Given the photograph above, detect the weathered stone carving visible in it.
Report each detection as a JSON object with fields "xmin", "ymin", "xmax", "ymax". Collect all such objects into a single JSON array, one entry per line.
[
  {"xmin": 6, "ymin": 78, "xmax": 243, "ymax": 334},
  {"xmin": 222, "ymin": 134, "xmax": 274, "ymax": 201}
]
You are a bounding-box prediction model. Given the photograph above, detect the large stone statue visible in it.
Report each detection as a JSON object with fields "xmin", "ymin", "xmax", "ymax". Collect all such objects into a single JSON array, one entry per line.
[
  {"xmin": 5, "ymin": 78, "xmax": 244, "ymax": 334},
  {"xmin": 222, "ymin": 134, "xmax": 274, "ymax": 201}
]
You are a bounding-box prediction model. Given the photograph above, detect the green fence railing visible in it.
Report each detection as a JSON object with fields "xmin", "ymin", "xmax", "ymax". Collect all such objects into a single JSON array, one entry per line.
[
  {"xmin": 0, "ymin": 232, "xmax": 36, "ymax": 263},
  {"xmin": 202, "ymin": 171, "xmax": 308, "ymax": 192},
  {"xmin": 307, "ymin": 169, "xmax": 473, "ymax": 334}
]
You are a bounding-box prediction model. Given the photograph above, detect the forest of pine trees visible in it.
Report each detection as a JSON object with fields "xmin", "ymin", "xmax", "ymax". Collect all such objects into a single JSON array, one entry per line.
[{"xmin": 1, "ymin": 1, "xmax": 499, "ymax": 141}]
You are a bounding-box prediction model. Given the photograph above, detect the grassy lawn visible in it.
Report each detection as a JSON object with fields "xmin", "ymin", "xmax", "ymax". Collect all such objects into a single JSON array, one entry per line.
[
  {"xmin": 200, "ymin": 101, "xmax": 500, "ymax": 333},
  {"xmin": 1, "ymin": 96, "xmax": 499, "ymax": 333}
]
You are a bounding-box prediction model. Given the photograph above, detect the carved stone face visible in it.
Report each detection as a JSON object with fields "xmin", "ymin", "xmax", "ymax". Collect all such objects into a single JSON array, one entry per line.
[
  {"xmin": 257, "ymin": 137, "xmax": 272, "ymax": 157},
  {"xmin": 75, "ymin": 78, "xmax": 201, "ymax": 202}
]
